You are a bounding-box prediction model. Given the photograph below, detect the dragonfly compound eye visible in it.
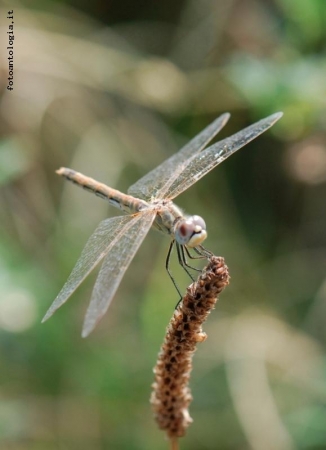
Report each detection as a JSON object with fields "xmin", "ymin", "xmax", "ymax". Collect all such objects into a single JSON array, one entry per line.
[{"xmin": 175, "ymin": 215, "xmax": 207, "ymax": 247}]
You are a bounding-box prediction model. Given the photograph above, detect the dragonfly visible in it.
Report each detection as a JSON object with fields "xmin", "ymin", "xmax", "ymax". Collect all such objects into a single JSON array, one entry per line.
[{"xmin": 42, "ymin": 111, "xmax": 282, "ymax": 337}]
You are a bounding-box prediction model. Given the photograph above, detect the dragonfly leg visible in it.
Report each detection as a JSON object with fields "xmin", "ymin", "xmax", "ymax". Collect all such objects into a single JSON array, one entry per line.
[
  {"xmin": 178, "ymin": 244, "xmax": 202, "ymax": 273},
  {"xmin": 194, "ymin": 244, "xmax": 213, "ymax": 259},
  {"xmin": 173, "ymin": 246, "xmax": 200, "ymax": 309},
  {"xmin": 166, "ymin": 240, "xmax": 183, "ymax": 300},
  {"xmin": 184, "ymin": 245, "xmax": 206, "ymax": 261},
  {"xmin": 176, "ymin": 244, "xmax": 196, "ymax": 281}
]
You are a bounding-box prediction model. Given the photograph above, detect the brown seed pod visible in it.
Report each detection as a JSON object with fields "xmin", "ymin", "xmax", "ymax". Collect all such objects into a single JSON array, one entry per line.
[{"xmin": 151, "ymin": 256, "xmax": 230, "ymax": 443}]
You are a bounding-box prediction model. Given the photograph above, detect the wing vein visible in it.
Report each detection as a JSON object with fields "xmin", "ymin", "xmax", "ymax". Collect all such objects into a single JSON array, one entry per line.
[
  {"xmin": 42, "ymin": 214, "xmax": 142, "ymax": 322},
  {"xmin": 128, "ymin": 113, "xmax": 230, "ymax": 200},
  {"xmin": 82, "ymin": 211, "xmax": 156, "ymax": 337}
]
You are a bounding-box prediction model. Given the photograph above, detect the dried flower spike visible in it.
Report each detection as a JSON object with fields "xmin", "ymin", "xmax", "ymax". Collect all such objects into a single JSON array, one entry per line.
[{"xmin": 151, "ymin": 256, "xmax": 230, "ymax": 443}]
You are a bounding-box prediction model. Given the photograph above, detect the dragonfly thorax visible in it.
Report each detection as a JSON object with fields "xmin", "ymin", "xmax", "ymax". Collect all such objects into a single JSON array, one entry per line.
[{"xmin": 174, "ymin": 215, "xmax": 207, "ymax": 248}]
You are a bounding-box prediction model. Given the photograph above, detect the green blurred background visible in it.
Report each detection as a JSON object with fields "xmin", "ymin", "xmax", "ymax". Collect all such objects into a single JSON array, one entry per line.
[{"xmin": 1, "ymin": 0, "xmax": 326, "ymax": 449}]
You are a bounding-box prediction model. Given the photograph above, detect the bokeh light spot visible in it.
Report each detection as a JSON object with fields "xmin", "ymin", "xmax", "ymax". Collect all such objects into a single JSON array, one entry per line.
[{"xmin": 0, "ymin": 289, "xmax": 37, "ymax": 333}]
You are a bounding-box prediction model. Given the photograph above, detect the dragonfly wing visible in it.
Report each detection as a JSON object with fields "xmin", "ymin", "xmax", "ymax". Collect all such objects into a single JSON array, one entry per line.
[
  {"xmin": 42, "ymin": 214, "xmax": 139, "ymax": 323},
  {"xmin": 165, "ymin": 112, "xmax": 283, "ymax": 199},
  {"xmin": 127, "ymin": 113, "xmax": 230, "ymax": 200},
  {"xmin": 81, "ymin": 210, "xmax": 156, "ymax": 337}
]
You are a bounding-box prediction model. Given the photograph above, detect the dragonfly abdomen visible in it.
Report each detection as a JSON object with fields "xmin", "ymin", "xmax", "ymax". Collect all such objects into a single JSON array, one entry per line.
[{"xmin": 56, "ymin": 168, "xmax": 147, "ymax": 213}]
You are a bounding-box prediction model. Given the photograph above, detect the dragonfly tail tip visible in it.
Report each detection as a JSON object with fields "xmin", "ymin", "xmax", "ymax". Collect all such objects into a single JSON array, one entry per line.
[{"xmin": 55, "ymin": 167, "xmax": 66, "ymax": 175}]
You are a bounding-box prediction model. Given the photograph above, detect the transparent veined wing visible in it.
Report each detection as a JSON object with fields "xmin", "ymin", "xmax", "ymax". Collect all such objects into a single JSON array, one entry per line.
[
  {"xmin": 42, "ymin": 214, "xmax": 150, "ymax": 323},
  {"xmin": 127, "ymin": 113, "xmax": 230, "ymax": 200},
  {"xmin": 164, "ymin": 112, "xmax": 283, "ymax": 200},
  {"xmin": 81, "ymin": 210, "xmax": 156, "ymax": 337}
]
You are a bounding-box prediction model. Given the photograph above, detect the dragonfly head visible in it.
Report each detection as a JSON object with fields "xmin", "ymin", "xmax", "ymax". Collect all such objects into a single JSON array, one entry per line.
[{"xmin": 174, "ymin": 215, "xmax": 207, "ymax": 248}]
